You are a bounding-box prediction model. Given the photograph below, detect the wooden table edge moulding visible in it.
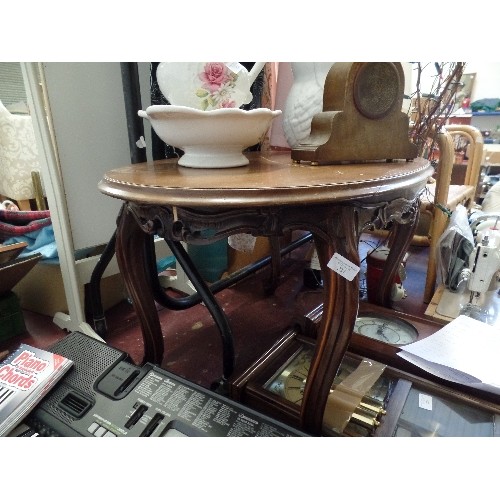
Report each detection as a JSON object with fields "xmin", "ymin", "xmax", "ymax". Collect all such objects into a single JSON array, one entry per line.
[{"xmin": 98, "ymin": 151, "xmax": 432, "ymax": 434}]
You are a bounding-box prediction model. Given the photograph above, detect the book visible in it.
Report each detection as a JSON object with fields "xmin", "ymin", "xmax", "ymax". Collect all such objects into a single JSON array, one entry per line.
[{"xmin": 0, "ymin": 343, "xmax": 73, "ymax": 436}]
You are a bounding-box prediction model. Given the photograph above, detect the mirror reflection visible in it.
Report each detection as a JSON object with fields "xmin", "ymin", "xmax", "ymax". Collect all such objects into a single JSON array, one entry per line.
[{"xmin": 0, "ymin": 62, "xmax": 46, "ymax": 211}]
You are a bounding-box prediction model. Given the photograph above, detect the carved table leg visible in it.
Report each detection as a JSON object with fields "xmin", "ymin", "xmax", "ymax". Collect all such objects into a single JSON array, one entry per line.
[
  {"xmin": 115, "ymin": 204, "xmax": 164, "ymax": 365},
  {"xmin": 300, "ymin": 207, "xmax": 360, "ymax": 434}
]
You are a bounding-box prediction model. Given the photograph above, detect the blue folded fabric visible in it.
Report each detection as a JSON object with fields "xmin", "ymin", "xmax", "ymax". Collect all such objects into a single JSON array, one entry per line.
[{"xmin": 2, "ymin": 225, "xmax": 58, "ymax": 260}]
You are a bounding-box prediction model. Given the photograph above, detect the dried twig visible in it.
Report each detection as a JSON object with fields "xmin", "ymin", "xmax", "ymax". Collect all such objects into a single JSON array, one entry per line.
[{"xmin": 409, "ymin": 62, "xmax": 466, "ymax": 158}]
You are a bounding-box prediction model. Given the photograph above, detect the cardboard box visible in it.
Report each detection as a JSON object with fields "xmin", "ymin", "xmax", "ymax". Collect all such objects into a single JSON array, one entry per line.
[{"xmin": 13, "ymin": 261, "xmax": 126, "ymax": 318}]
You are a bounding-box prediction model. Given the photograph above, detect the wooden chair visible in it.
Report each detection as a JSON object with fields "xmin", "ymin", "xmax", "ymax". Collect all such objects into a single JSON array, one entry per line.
[{"xmin": 446, "ymin": 123, "xmax": 484, "ymax": 200}]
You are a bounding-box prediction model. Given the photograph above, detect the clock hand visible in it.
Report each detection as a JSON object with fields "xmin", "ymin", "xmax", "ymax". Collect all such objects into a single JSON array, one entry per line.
[{"xmin": 376, "ymin": 324, "xmax": 391, "ymax": 342}]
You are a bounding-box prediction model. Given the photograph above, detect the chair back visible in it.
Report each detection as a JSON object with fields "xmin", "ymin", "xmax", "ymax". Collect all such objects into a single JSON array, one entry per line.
[
  {"xmin": 445, "ymin": 124, "xmax": 484, "ymax": 201},
  {"xmin": 0, "ymin": 100, "xmax": 41, "ymax": 201}
]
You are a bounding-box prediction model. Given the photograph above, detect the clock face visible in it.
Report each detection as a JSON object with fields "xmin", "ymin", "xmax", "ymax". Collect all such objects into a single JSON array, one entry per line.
[
  {"xmin": 353, "ymin": 313, "xmax": 418, "ymax": 346},
  {"xmin": 353, "ymin": 62, "xmax": 400, "ymax": 119},
  {"xmin": 265, "ymin": 348, "xmax": 311, "ymax": 404}
]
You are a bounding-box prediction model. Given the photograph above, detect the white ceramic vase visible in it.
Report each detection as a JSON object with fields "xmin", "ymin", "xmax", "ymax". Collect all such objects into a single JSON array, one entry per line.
[{"xmin": 282, "ymin": 62, "xmax": 334, "ymax": 148}]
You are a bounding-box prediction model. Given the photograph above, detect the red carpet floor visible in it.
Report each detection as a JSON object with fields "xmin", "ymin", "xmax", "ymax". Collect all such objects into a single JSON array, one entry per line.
[{"xmin": 1, "ymin": 233, "xmax": 429, "ymax": 390}]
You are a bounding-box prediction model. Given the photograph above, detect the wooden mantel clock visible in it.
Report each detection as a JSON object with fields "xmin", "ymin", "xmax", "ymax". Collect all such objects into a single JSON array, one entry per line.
[{"xmin": 291, "ymin": 62, "xmax": 418, "ymax": 164}]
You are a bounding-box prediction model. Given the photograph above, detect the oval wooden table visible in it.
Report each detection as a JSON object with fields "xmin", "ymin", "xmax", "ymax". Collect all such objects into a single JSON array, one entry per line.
[{"xmin": 98, "ymin": 151, "xmax": 432, "ymax": 434}]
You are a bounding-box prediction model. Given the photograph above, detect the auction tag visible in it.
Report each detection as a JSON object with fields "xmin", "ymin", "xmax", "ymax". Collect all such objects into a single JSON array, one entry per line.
[
  {"xmin": 418, "ymin": 393, "xmax": 433, "ymax": 411},
  {"xmin": 327, "ymin": 253, "xmax": 360, "ymax": 281}
]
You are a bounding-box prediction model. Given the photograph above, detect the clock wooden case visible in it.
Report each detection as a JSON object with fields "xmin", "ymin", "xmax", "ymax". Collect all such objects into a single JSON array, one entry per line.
[
  {"xmin": 302, "ymin": 301, "xmax": 500, "ymax": 406},
  {"xmin": 229, "ymin": 303, "xmax": 500, "ymax": 436},
  {"xmin": 291, "ymin": 62, "xmax": 417, "ymax": 165},
  {"xmin": 303, "ymin": 301, "xmax": 445, "ymax": 372}
]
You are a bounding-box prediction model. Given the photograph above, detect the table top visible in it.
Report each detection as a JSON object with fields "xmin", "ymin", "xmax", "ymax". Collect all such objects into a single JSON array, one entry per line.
[{"xmin": 98, "ymin": 151, "xmax": 432, "ymax": 208}]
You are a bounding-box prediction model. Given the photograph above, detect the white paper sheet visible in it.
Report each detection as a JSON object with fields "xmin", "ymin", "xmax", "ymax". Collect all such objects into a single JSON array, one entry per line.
[{"xmin": 398, "ymin": 315, "xmax": 500, "ymax": 395}]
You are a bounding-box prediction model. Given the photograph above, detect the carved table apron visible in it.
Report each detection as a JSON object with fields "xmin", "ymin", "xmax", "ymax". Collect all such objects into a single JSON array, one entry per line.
[{"xmin": 98, "ymin": 151, "xmax": 432, "ymax": 434}]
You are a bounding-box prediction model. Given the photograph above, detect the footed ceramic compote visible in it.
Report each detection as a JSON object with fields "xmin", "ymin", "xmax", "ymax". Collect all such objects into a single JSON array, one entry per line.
[{"xmin": 138, "ymin": 105, "xmax": 281, "ymax": 168}]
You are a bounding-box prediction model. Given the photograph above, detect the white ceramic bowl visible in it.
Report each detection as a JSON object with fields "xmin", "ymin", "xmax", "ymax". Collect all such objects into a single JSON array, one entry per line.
[{"xmin": 138, "ymin": 105, "xmax": 282, "ymax": 168}]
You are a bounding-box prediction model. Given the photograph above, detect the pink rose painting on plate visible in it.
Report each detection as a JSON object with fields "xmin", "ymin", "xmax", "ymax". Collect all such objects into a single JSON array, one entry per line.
[{"xmin": 195, "ymin": 62, "xmax": 239, "ymax": 110}]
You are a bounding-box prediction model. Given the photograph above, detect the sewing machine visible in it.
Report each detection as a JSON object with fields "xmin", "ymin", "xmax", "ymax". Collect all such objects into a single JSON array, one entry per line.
[
  {"xmin": 461, "ymin": 231, "xmax": 500, "ymax": 319},
  {"xmin": 435, "ymin": 228, "xmax": 500, "ymax": 323}
]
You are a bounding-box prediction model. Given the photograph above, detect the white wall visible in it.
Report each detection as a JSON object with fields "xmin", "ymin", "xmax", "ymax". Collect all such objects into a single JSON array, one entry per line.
[
  {"xmin": 42, "ymin": 62, "xmax": 133, "ymax": 251},
  {"xmin": 463, "ymin": 62, "xmax": 500, "ymax": 101}
]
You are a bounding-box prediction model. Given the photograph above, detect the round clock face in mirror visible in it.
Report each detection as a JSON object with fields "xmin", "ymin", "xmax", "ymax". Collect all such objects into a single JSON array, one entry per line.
[{"xmin": 354, "ymin": 313, "xmax": 418, "ymax": 345}]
